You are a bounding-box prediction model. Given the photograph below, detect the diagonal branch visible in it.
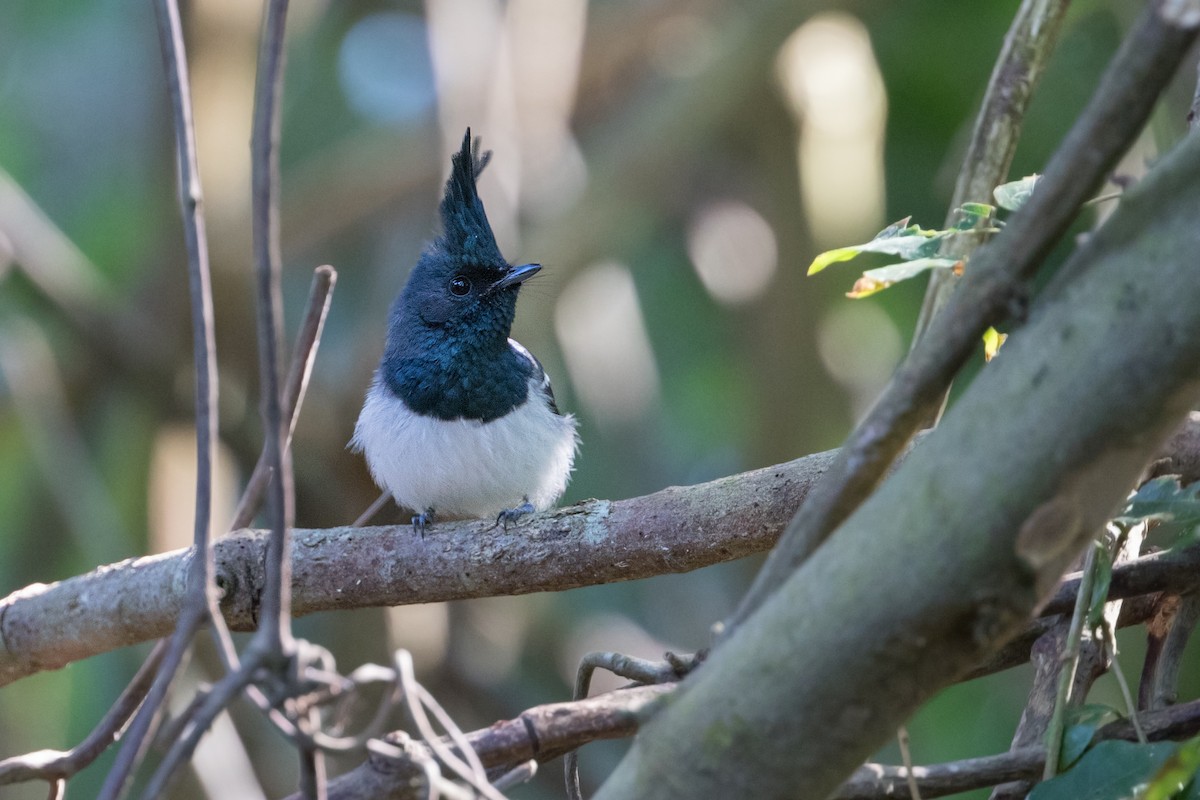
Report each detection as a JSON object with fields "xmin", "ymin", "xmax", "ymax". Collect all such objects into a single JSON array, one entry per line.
[
  {"xmin": 912, "ymin": 0, "xmax": 1073, "ymax": 346},
  {"xmin": 724, "ymin": 0, "xmax": 1200, "ymax": 638},
  {"xmin": 231, "ymin": 264, "xmax": 337, "ymax": 530},
  {"xmin": 593, "ymin": 82, "xmax": 1200, "ymax": 800}
]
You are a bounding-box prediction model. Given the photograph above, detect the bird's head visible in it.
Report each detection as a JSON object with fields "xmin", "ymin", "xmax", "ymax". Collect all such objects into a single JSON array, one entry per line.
[{"xmin": 396, "ymin": 129, "xmax": 540, "ymax": 344}]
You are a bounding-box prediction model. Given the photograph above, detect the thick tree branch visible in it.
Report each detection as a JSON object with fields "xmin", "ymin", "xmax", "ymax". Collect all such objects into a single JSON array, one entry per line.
[
  {"xmin": 593, "ymin": 88, "xmax": 1200, "ymax": 800},
  {"xmin": 0, "ymin": 448, "xmax": 836, "ymax": 685}
]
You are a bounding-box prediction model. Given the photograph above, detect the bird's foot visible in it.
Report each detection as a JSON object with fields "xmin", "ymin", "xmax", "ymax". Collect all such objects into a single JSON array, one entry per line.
[
  {"xmin": 412, "ymin": 508, "xmax": 435, "ymax": 538},
  {"xmin": 496, "ymin": 498, "xmax": 535, "ymax": 531}
]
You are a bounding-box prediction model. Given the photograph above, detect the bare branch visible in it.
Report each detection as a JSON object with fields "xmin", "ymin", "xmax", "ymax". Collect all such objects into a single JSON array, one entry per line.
[
  {"xmin": 0, "ymin": 641, "xmax": 166, "ymax": 788},
  {"xmin": 1139, "ymin": 591, "xmax": 1200, "ymax": 710},
  {"xmin": 249, "ymin": 0, "xmax": 294, "ymax": 660},
  {"xmin": 136, "ymin": 651, "xmax": 265, "ymax": 799},
  {"xmin": 6, "ymin": 421, "xmax": 1200, "ymax": 685},
  {"xmin": 834, "ymin": 697, "xmax": 1200, "ymax": 800},
  {"xmin": 231, "ymin": 264, "xmax": 337, "ymax": 530},
  {"xmin": 286, "ymin": 690, "xmax": 1200, "ymax": 800},
  {"xmin": 98, "ymin": 0, "xmax": 225, "ymax": 794},
  {"xmin": 292, "ymin": 684, "xmax": 673, "ymax": 800}
]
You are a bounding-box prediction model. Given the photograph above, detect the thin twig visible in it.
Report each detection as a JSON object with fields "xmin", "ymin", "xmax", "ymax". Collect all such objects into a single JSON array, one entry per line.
[
  {"xmin": 0, "ymin": 641, "xmax": 167, "ymax": 787},
  {"xmin": 493, "ymin": 761, "xmax": 537, "ymax": 791},
  {"xmin": 396, "ymin": 651, "xmax": 504, "ymax": 800},
  {"xmin": 296, "ymin": 704, "xmax": 327, "ymax": 800},
  {"xmin": 1188, "ymin": 56, "xmax": 1200, "ymax": 130},
  {"xmin": 351, "ymin": 491, "xmax": 391, "ymax": 528},
  {"xmin": 1101, "ymin": 619, "xmax": 1146, "ymax": 743},
  {"xmin": 566, "ymin": 651, "xmax": 684, "ymax": 800},
  {"xmin": 250, "ymin": 0, "xmax": 294, "ymax": 660},
  {"xmin": 98, "ymin": 0, "xmax": 223, "ymax": 794},
  {"xmin": 725, "ymin": 2, "xmax": 1200, "ymax": 639},
  {"xmin": 1043, "ymin": 541, "xmax": 1098, "ymax": 780},
  {"xmin": 304, "ymin": 660, "xmax": 401, "ymax": 752},
  {"xmin": 912, "ymin": 0, "xmax": 1072, "ymax": 347},
  {"xmin": 896, "ymin": 725, "xmax": 922, "ymax": 800},
  {"xmin": 135, "ymin": 650, "xmax": 267, "ymax": 800},
  {"xmin": 231, "ymin": 264, "xmax": 337, "ymax": 530},
  {"xmin": 300, "ymin": 683, "xmax": 673, "ymax": 800}
]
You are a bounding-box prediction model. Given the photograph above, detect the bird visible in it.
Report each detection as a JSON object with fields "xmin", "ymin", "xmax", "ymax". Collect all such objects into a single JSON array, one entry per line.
[{"xmin": 352, "ymin": 129, "xmax": 578, "ymax": 534}]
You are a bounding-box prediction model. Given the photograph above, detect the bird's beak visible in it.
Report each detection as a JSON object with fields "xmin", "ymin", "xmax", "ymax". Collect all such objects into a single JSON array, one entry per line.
[{"xmin": 492, "ymin": 262, "xmax": 541, "ymax": 291}]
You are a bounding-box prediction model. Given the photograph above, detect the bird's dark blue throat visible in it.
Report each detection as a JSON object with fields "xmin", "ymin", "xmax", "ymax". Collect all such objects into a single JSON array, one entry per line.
[
  {"xmin": 377, "ymin": 130, "xmax": 542, "ymax": 423},
  {"xmin": 381, "ymin": 303, "xmax": 536, "ymax": 423}
]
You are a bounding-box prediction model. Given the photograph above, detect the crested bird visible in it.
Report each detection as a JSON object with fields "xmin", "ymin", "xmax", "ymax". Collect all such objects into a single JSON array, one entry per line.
[{"xmin": 352, "ymin": 130, "xmax": 578, "ymax": 533}]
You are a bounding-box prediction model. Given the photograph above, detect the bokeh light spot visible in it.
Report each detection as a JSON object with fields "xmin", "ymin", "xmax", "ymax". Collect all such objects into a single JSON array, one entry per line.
[{"xmin": 338, "ymin": 12, "xmax": 436, "ymax": 124}]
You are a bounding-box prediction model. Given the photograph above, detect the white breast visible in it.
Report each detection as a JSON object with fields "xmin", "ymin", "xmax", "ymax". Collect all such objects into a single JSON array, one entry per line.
[{"xmin": 352, "ymin": 375, "xmax": 578, "ymax": 519}]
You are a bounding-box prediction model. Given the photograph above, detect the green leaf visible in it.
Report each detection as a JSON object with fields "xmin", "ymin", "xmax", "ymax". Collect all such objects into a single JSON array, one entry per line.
[
  {"xmin": 995, "ymin": 174, "xmax": 1041, "ymax": 211},
  {"xmin": 955, "ymin": 202, "xmax": 997, "ymax": 230},
  {"xmin": 807, "ymin": 218, "xmax": 943, "ymax": 275},
  {"xmin": 1141, "ymin": 735, "xmax": 1200, "ymax": 800},
  {"xmin": 1029, "ymin": 740, "xmax": 1178, "ymax": 800},
  {"xmin": 807, "ymin": 246, "xmax": 865, "ymax": 276},
  {"xmin": 1115, "ymin": 476, "xmax": 1200, "ymax": 544},
  {"xmin": 1059, "ymin": 704, "xmax": 1121, "ymax": 770},
  {"xmin": 846, "ymin": 257, "xmax": 959, "ymax": 298}
]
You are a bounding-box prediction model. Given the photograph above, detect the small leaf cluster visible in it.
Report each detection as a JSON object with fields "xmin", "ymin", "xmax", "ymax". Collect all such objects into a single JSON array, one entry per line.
[
  {"xmin": 806, "ymin": 174, "xmax": 1042, "ymax": 359},
  {"xmin": 1116, "ymin": 476, "xmax": 1200, "ymax": 548}
]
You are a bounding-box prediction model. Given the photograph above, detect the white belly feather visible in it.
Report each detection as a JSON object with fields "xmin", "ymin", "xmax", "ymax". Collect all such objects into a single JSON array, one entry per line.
[{"xmin": 352, "ymin": 375, "xmax": 578, "ymax": 519}]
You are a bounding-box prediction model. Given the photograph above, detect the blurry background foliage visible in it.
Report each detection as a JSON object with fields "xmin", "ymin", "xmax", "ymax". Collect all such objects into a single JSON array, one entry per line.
[{"xmin": 0, "ymin": 0, "xmax": 1196, "ymax": 797}]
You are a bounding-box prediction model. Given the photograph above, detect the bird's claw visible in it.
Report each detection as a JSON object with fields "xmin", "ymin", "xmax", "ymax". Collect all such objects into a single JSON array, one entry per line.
[
  {"xmin": 496, "ymin": 499, "xmax": 535, "ymax": 531},
  {"xmin": 412, "ymin": 509, "xmax": 435, "ymax": 538}
]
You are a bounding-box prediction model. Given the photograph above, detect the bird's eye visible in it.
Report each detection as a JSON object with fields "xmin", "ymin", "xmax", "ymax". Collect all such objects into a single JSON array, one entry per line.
[{"xmin": 448, "ymin": 276, "xmax": 472, "ymax": 296}]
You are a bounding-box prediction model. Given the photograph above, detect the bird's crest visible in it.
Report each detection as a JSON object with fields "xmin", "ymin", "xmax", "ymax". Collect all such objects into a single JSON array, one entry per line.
[{"xmin": 438, "ymin": 129, "xmax": 504, "ymax": 268}]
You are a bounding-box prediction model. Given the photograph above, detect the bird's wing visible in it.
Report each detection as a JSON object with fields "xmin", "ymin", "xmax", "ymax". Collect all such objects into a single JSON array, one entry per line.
[{"xmin": 508, "ymin": 338, "xmax": 562, "ymax": 415}]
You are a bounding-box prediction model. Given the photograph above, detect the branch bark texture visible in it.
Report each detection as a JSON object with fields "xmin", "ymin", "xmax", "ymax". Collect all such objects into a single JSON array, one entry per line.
[
  {"xmin": 592, "ymin": 114, "xmax": 1200, "ymax": 799},
  {"xmin": 3, "ymin": 418, "xmax": 1200, "ymax": 688},
  {"xmin": 0, "ymin": 449, "xmax": 837, "ymax": 685}
]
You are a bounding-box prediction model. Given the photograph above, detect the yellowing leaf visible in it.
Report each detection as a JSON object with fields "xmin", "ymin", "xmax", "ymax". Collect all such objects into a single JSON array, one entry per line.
[
  {"xmin": 844, "ymin": 258, "xmax": 959, "ymax": 299},
  {"xmin": 808, "ymin": 247, "xmax": 863, "ymax": 276},
  {"xmin": 847, "ymin": 275, "xmax": 890, "ymax": 298},
  {"xmin": 983, "ymin": 326, "xmax": 1008, "ymax": 361}
]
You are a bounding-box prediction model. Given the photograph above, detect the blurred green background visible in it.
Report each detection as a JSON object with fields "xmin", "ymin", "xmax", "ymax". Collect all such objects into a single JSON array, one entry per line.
[{"xmin": 1, "ymin": 0, "xmax": 1197, "ymax": 797}]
